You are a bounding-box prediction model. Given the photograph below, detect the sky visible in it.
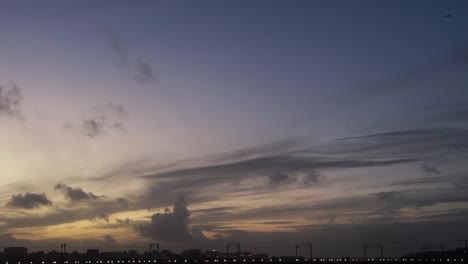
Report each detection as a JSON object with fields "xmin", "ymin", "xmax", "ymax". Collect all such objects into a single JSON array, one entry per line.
[{"xmin": 1, "ymin": 0, "xmax": 468, "ymax": 258}]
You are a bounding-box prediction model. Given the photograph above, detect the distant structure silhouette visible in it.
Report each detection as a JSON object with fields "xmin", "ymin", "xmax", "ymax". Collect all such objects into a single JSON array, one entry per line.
[
  {"xmin": 295, "ymin": 243, "xmax": 312, "ymax": 259},
  {"xmin": 60, "ymin": 243, "xmax": 67, "ymax": 254},
  {"xmin": 226, "ymin": 243, "xmax": 241, "ymax": 260},
  {"xmin": 149, "ymin": 243, "xmax": 159, "ymax": 260}
]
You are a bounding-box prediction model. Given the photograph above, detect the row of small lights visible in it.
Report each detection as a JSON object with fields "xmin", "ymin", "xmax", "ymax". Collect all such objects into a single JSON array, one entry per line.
[{"xmin": 3, "ymin": 259, "xmax": 465, "ymax": 264}]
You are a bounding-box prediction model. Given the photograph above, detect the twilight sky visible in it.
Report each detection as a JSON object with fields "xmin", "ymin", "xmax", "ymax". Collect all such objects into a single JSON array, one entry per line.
[{"xmin": 1, "ymin": 0, "xmax": 468, "ymax": 258}]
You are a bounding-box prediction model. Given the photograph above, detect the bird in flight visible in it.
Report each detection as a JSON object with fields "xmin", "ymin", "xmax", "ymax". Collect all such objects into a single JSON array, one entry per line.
[{"xmin": 443, "ymin": 14, "xmax": 453, "ymax": 19}]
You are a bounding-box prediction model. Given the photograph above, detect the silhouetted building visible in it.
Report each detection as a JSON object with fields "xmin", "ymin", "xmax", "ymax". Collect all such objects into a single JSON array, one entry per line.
[
  {"xmin": 86, "ymin": 249, "xmax": 100, "ymax": 256},
  {"xmin": 181, "ymin": 249, "xmax": 202, "ymax": 260},
  {"xmin": 4, "ymin": 247, "xmax": 28, "ymax": 261}
]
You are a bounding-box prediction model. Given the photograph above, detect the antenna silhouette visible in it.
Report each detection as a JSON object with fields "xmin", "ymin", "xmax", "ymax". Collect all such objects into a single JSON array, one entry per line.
[
  {"xmin": 363, "ymin": 244, "xmax": 383, "ymax": 259},
  {"xmin": 60, "ymin": 243, "xmax": 67, "ymax": 254},
  {"xmin": 295, "ymin": 243, "xmax": 312, "ymax": 259},
  {"xmin": 149, "ymin": 243, "xmax": 159, "ymax": 260},
  {"xmin": 226, "ymin": 243, "xmax": 241, "ymax": 260}
]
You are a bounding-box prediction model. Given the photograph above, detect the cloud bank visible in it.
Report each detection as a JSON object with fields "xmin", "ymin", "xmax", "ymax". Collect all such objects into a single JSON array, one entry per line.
[{"xmin": 7, "ymin": 193, "xmax": 52, "ymax": 209}]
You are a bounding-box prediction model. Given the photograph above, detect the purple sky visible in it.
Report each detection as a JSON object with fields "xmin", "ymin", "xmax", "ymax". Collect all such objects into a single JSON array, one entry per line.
[{"xmin": 1, "ymin": 0, "xmax": 468, "ymax": 257}]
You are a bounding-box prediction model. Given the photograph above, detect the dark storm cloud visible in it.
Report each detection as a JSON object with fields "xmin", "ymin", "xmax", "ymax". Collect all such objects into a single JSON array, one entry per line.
[
  {"xmin": 107, "ymin": 31, "xmax": 157, "ymax": 84},
  {"xmin": 64, "ymin": 102, "xmax": 127, "ymax": 138},
  {"xmin": 0, "ymin": 83, "xmax": 24, "ymax": 120},
  {"xmin": 54, "ymin": 183, "xmax": 99, "ymax": 202},
  {"xmin": 7, "ymin": 192, "xmax": 52, "ymax": 209},
  {"xmin": 138, "ymin": 197, "xmax": 198, "ymax": 242}
]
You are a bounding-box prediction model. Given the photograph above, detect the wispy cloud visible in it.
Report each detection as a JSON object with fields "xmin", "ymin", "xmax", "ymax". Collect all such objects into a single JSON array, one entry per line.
[
  {"xmin": 64, "ymin": 101, "xmax": 128, "ymax": 138},
  {"xmin": 108, "ymin": 31, "xmax": 158, "ymax": 84},
  {"xmin": 134, "ymin": 58, "xmax": 158, "ymax": 83},
  {"xmin": 370, "ymin": 191, "xmax": 401, "ymax": 201},
  {"xmin": 0, "ymin": 83, "xmax": 24, "ymax": 120},
  {"xmin": 421, "ymin": 164, "xmax": 441, "ymax": 176}
]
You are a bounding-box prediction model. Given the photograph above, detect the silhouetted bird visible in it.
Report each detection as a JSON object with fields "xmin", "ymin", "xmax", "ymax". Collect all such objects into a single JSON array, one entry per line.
[{"xmin": 443, "ymin": 14, "xmax": 453, "ymax": 19}]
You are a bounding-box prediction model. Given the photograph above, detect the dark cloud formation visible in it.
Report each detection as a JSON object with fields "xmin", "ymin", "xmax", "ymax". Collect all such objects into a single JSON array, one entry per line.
[
  {"xmin": 320, "ymin": 128, "xmax": 468, "ymax": 160},
  {"xmin": 139, "ymin": 197, "xmax": 196, "ymax": 241},
  {"xmin": 82, "ymin": 119, "xmax": 104, "ymax": 138},
  {"xmin": 209, "ymin": 139, "xmax": 301, "ymax": 163},
  {"xmin": 421, "ymin": 164, "xmax": 441, "ymax": 176},
  {"xmin": 139, "ymin": 154, "xmax": 415, "ymax": 209},
  {"xmin": 54, "ymin": 183, "xmax": 99, "ymax": 202},
  {"xmin": 371, "ymin": 191, "xmax": 401, "ymax": 201},
  {"xmin": 144, "ymin": 156, "xmax": 415, "ymax": 182},
  {"xmin": 64, "ymin": 102, "xmax": 127, "ymax": 138},
  {"xmin": 0, "ymin": 192, "xmax": 132, "ymax": 230},
  {"xmin": 115, "ymin": 217, "xmax": 131, "ymax": 225},
  {"xmin": 7, "ymin": 192, "xmax": 52, "ymax": 209},
  {"xmin": 90, "ymin": 213, "xmax": 110, "ymax": 222},
  {"xmin": 254, "ymin": 221, "xmax": 293, "ymax": 225},
  {"xmin": 103, "ymin": 235, "xmax": 117, "ymax": 245},
  {"xmin": 0, "ymin": 83, "xmax": 23, "ymax": 120},
  {"xmin": 267, "ymin": 170, "xmax": 322, "ymax": 187},
  {"xmin": 108, "ymin": 31, "xmax": 157, "ymax": 84}
]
